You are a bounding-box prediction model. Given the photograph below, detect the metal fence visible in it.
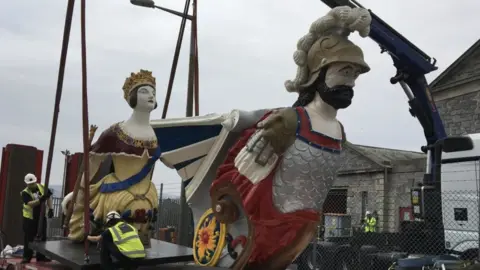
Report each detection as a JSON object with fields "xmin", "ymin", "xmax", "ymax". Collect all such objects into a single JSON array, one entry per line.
[
  {"xmin": 290, "ymin": 188, "xmax": 480, "ymax": 270},
  {"xmin": 46, "ymin": 187, "xmax": 480, "ymax": 270},
  {"xmin": 46, "ymin": 184, "xmax": 189, "ymax": 243}
]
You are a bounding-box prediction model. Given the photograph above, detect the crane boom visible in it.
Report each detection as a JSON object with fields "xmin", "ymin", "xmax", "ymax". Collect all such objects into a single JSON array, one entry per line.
[
  {"xmin": 321, "ymin": 0, "xmax": 446, "ymax": 146},
  {"xmin": 322, "ymin": 0, "xmax": 437, "ymax": 74},
  {"xmin": 320, "ymin": 0, "xmax": 448, "ymax": 195}
]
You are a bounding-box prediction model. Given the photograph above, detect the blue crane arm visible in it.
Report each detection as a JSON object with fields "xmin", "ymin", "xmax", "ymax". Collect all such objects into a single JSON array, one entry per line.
[
  {"xmin": 320, "ymin": 0, "xmax": 447, "ymax": 147},
  {"xmin": 320, "ymin": 0, "xmax": 448, "ymax": 187}
]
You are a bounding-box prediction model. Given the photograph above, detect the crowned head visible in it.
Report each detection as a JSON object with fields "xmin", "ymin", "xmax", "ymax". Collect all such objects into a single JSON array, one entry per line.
[{"xmin": 122, "ymin": 69, "xmax": 157, "ymax": 112}]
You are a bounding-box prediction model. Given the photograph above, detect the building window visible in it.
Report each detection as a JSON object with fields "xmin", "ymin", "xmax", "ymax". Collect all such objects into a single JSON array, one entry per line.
[
  {"xmin": 323, "ymin": 189, "xmax": 348, "ymax": 214},
  {"xmin": 361, "ymin": 191, "xmax": 368, "ymax": 217}
]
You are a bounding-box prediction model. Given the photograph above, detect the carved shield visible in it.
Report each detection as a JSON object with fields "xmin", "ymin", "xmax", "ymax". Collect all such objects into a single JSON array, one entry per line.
[{"xmin": 188, "ymin": 110, "xmax": 270, "ymax": 269}]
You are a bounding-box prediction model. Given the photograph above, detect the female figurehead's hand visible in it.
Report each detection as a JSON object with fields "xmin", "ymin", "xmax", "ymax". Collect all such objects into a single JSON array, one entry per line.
[{"xmin": 87, "ymin": 235, "xmax": 102, "ymax": 242}]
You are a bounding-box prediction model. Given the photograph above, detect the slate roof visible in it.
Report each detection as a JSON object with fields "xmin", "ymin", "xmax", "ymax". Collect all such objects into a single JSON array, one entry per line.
[
  {"xmin": 429, "ymin": 39, "xmax": 480, "ymax": 92},
  {"xmin": 345, "ymin": 142, "xmax": 425, "ymax": 168}
]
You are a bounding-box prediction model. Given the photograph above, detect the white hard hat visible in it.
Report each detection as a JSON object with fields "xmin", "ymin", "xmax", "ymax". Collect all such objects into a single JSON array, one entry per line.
[
  {"xmin": 105, "ymin": 211, "xmax": 121, "ymax": 223},
  {"xmin": 24, "ymin": 173, "xmax": 37, "ymax": 185},
  {"xmin": 366, "ymin": 211, "xmax": 371, "ymax": 215}
]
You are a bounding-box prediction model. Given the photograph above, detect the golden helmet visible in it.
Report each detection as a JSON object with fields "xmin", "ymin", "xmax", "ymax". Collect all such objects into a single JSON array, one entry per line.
[
  {"xmin": 301, "ymin": 34, "xmax": 370, "ymax": 88},
  {"xmin": 285, "ymin": 6, "xmax": 373, "ymax": 93}
]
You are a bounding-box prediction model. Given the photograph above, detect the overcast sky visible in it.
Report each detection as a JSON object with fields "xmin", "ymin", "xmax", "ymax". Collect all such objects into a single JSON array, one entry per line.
[{"xmin": 1, "ymin": 0, "xmax": 479, "ymax": 196}]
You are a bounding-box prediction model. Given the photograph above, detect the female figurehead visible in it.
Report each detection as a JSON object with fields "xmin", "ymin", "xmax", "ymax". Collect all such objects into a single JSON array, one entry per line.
[{"xmin": 67, "ymin": 70, "xmax": 161, "ymax": 245}]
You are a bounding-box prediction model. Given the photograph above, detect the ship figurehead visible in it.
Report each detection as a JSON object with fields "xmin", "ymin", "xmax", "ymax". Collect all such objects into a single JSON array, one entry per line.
[
  {"xmin": 188, "ymin": 6, "xmax": 372, "ymax": 269},
  {"xmin": 64, "ymin": 69, "xmax": 162, "ymax": 247}
]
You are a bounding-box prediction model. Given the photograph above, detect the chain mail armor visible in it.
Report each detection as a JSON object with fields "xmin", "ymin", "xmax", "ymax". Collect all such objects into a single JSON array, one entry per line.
[
  {"xmin": 273, "ymin": 139, "xmax": 344, "ymax": 213},
  {"xmin": 273, "ymin": 107, "xmax": 345, "ymax": 213}
]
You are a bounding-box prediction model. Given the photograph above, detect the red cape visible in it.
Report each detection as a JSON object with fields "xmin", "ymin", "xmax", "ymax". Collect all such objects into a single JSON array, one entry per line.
[{"xmin": 211, "ymin": 111, "xmax": 320, "ymax": 264}]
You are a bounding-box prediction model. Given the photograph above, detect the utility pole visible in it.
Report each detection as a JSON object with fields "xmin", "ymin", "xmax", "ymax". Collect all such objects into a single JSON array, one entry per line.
[
  {"xmin": 155, "ymin": 183, "xmax": 164, "ymax": 239},
  {"xmin": 130, "ymin": 0, "xmax": 199, "ymax": 247}
]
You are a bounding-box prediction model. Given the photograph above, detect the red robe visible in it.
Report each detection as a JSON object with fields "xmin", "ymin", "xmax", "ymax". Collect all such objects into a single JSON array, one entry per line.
[{"xmin": 211, "ymin": 108, "xmax": 341, "ymax": 264}]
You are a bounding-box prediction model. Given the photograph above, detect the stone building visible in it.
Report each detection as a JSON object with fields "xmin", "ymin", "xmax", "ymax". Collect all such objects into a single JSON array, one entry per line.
[
  {"xmin": 329, "ymin": 38, "xmax": 480, "ymax": 233},
  {"xmin": 330, "ymin": 143, "xmax": 425, "ymax": 232},
  {"xmin": 431, "ymin": 39, "xmax": 480, "ymax": 136}
]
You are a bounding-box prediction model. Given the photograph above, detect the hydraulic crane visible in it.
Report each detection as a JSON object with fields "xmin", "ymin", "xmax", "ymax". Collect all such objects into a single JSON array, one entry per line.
[
  {"xmin": 321, "ymin": 0, "xmax": 449, "ymax": 255},
  {"xmin": 322, "ymin": 0, "xmax": 445, "ymax": 143}
]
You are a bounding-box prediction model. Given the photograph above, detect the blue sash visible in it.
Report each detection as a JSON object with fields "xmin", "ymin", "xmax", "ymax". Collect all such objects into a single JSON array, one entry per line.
[{"xmin": 99, "ymin": 145, "xmax": 162, "ymax": 193}]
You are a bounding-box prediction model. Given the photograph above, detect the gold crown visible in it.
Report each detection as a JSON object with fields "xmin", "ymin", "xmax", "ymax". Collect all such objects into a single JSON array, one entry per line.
[{"xmin": 122, "ymin": 69, "xmax": 156, "ymax": 101}]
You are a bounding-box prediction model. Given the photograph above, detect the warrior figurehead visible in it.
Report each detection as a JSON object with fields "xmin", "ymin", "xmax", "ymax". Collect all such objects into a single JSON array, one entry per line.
[
  {"xmin": 191, "ymin": 6, "xmax": 375, "ymax": 270},
  {"xmin": 286, "ymin": 6, "xmax": 372, "ymax": 109}
]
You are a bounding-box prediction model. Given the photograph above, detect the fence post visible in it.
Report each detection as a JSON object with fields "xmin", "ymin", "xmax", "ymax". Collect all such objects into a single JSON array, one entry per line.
[
  {"xmin": 155, "ymin": 183, "xmax": 163, "ymax": 239},
  {"xmin": 477, "ymin": 162, "xmax": 480, "ymax": 262},
  {"xmin": 311, "ymin": 225, "xmax": 319, "ymax": 269}
]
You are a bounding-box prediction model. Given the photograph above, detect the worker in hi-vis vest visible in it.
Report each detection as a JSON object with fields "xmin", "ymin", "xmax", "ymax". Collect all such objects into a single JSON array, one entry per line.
[
  {"xmin": 363, "ymin": 211, "xmax": 377, "ymax": 233},
  {"xmin": 87, "ymin": 211, "xmax": 146, "ymax": 270},
  {"xmin": 21, "ymin": 173, "xmax": 54, "ymax": 263}
]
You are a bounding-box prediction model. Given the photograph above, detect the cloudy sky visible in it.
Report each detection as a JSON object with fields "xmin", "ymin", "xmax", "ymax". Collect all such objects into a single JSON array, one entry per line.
[{"xmin": 1, "ymin": 0, "xmax": 479, "ymax": 196}]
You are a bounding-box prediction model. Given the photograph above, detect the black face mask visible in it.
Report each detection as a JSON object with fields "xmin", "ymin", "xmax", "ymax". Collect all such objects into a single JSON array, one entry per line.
[{"xmin": 318, "ymin": 84, "xmax": 354, "ymax": 110}]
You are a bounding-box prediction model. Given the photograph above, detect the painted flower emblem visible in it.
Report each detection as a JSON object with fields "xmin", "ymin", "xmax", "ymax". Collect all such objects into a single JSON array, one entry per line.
[{"xmin": 195, "ymin": 216, "xmax": 219, "ymax": 261}]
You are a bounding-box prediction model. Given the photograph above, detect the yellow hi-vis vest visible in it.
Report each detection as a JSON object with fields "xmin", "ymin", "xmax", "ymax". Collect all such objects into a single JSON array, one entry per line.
[
  {"xmin": 108, "ymin": 222, "xmax": 146, "ymax": 259},
  {"xmin": 21, "ymin": 184, "xmax": 44, "ymax": 220},
  {"xmin": 364, "ymin": 217, "xmax": 377, "ymax": 232}
]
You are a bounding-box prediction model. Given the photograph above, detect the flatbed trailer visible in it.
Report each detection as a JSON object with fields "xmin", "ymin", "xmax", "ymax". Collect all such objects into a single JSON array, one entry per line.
[
  {"xmin": 28, "ymin": 239, "xmax": 194, "ymax": 270},
  {"xmin": 1, "ymin": 259, "xmax": 229, "ymax": 270},
  {"xmin": 1, "ymin": 240, "xmax": 230, "ymax": 270}
]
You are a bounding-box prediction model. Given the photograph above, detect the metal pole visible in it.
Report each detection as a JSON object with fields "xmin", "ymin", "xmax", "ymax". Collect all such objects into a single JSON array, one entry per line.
[
  {"xmin": 80, "ymin": 0, "xmax": 91, "ymax": 262},
  {"xmin": 36, "ymin": 0, "xmax": 75, "ymax": 240},
  {"xmin": 312, "ymin": 229, "xmax": 318, "ymax": 269},
  {"xmin": 185, "ymin": 26, "xmax": 195, "ymax": 117},
  {"xmin": 130, "ymin": 0, "xmax": 191, "ymax": 119},
  {"xmin": 130, "ymin": 0, "xmax": 196, "ymax": 246},
  {"xmin": 60, "ymin": 150, "xmax": 71, "ymax": 199},
  {"xmin": 60, "ymin": 149, "xmax": 70, "ymax": 234},
  {"xmin": 192, "ymin": 0, "xmax": 199, "ymax": 116},
  {"xmin": 476, "ymin": 161, "xmax": 480, "ymax": 261},
  {"xmin": 178, "ymin": 0, "xmax": 196, "ymax": 247},
  {"xmin": 161, "ymin": 0, "xmax": 191, "ymax": 118},
  {"xmin": 154, "ymin": 5, "xmax": 193, "ymax": 19},
  {"xmin": 155, "ymin": 183, "xmax": 163, "ymax": 239}
]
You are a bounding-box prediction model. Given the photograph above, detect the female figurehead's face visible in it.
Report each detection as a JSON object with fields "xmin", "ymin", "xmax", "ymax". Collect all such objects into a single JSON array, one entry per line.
[{"xmin": 133, "ymin": 85, "xmax": 156, "ymax": 112}]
